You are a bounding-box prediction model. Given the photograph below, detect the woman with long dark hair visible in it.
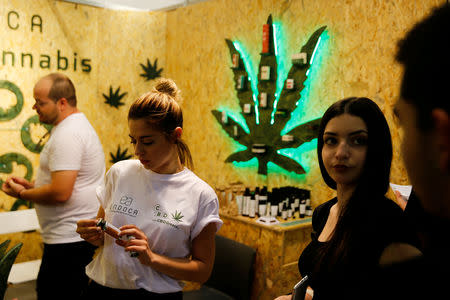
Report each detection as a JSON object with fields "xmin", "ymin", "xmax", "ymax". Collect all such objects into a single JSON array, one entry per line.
[{"xmin": 277, "ymin": 97, "xmax": 405, "ymax": 299}]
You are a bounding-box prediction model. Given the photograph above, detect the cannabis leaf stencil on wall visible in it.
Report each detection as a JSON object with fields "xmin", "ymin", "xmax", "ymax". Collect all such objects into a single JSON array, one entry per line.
[
  {"xmin": 103, "ymin": 86, "xmax": 127, "ymax": 109},
  {"xmin": 212, "ymin": 16, "xmax": 326, "ymax": 175},
  {"xmin": 140, "ymin": 58, "xmax": 163, "ymax": 81},
  {"xmin": 109, "ymin": 145, "xmax": 132, "ymax": 164}
]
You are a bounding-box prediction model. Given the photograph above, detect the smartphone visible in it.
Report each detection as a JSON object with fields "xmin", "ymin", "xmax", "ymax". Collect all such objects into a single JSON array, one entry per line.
[{"xmin": 292, "ymin": 275, "xmax": 309, "ymax": 300}]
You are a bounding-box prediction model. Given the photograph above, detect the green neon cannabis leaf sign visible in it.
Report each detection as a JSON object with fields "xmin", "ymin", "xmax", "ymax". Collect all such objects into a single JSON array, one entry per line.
[{"xmin": 212, "ymin": 15, "xmax": 326, "ymax": 175}]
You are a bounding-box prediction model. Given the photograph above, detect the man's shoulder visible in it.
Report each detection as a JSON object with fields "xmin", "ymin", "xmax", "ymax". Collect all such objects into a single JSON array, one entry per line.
[
  {"xmin": 59, "ymin": 112, "xmax": 93, "ymax": 130},
  {"xmin": 54, "ymin": 113, "xmax": 99, "ymax": 140}
]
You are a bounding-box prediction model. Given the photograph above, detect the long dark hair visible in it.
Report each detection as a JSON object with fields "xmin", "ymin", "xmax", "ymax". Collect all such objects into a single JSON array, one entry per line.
[{"xmin": 315, "ymin": 97, "xmax": 393, "ymax": 270}]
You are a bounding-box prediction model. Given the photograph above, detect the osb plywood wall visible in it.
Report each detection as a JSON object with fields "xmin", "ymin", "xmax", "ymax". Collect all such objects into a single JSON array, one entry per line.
[
  {"xmin": 165, "ymin": 0, "xmax": 445, "ymax": 207},
  {"xmin": 0, "ymin": 0, "xmax": 445, "ymax": 263},
  {"xmin": 0, "ymin": 0, "xmax": 165, "ymax": 211},
  {"xmin": 0, "ymin": 0, "xmax": 165, "ymax": 261}
]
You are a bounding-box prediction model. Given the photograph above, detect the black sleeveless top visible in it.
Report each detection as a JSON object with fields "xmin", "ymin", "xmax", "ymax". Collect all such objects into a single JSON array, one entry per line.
[{"xmin": 298, "ymin": 197, "xmax": 404, "ymax": 299}]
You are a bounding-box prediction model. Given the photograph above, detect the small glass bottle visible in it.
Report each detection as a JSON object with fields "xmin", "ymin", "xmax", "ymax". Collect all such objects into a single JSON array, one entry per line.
[{"xmin": 96, "ymin": 219, "xmax": 138, "ymax": 257}]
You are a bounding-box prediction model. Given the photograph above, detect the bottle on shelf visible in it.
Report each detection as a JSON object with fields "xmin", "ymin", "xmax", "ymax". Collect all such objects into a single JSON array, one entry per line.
[
  {"xmin": 305, "ymin": 190, "xmax": 313, "ymax": 217},
  {"xmin": 277, "ymin": 190, "xmax": 284, "ymax": 217},
  {"xmin": 270, "ymin": 192, "xmax": 278, "ymax": 218},
  {"xmin": 242, "ymin": 187, "xmax": 251, "ymax": 216},
  {"xmin": 288, "ymin": 197, "xmax": 293, "ymax": 219},
  {"xmin": 249, "ymin": 192, "xmax": 256, "ymax": 218},
  {"xmin": 299, "ymin": 198, "xmax": 306, "ymax": 218},
  {"xmin": 235, "ymin": 190, "xmax": 243, "ymax": 215},
  {"xmin": 259, "ymin": 186, "xmax": 267, "ymax": 217},
  {"xmin": 294, "ymin": 193, "xmax": 300, "ymax": 213},
  {"xmin": 281, "ymin": 199, "xmax": 288, "ymax": 220},
  {"xmin": 254, "ymin": 187, "xmax": 260, "ymax": 216},
  {"xmin": 290, "ymin": 196, "xmax": 296, "ymax": 219}
]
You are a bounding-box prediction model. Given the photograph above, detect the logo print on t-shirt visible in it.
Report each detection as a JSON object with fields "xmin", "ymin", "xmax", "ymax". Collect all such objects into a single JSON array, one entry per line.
[
  {"xmin": 171, "ymin": 210, "xmax": 184, "ymax": 222},
  {"xmin": 110, "ymin": 195, "xmax": 139, "ymax": 217},
  {"xmin": 152, "ymin": 204, "xmax": 182, "ymax": 229}
]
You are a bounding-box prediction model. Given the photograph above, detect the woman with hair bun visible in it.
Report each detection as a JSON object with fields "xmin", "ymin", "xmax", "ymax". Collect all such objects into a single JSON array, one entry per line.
[{"xmin": 77, "ymin": 78, "xmax": 222, "ymax": 299}]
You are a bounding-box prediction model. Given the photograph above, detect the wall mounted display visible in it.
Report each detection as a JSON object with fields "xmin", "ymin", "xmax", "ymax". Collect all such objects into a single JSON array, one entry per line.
[
  {"xmin": 103, "ymin": 86, "xmax": 127, "ymax": 109},
  {"xmin": 212, "ymin": 15, "xmax": 327, "ymax": 175},
  {"xmin": 140, "ymin": 58, "xmax": 163, "ymax": 81},
  {"xmin": 109, "ymin": 145, "xmax": 132, "ymax": 164}
]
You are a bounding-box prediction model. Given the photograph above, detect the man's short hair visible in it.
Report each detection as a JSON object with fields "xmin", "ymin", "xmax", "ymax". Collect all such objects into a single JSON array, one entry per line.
[
  {"xmin": 44, "ymin": 73, "xmax": 77, "ymax": 107},
  {"xmin": 396, "ymin": 4, "xmax": 450, "ymax": 130}
]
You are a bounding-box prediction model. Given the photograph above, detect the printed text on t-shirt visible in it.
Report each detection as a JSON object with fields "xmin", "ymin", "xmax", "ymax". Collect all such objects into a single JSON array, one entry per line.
[{"xmin": 110, "ymin": 195, "xmax": 139, "ymax": 217}]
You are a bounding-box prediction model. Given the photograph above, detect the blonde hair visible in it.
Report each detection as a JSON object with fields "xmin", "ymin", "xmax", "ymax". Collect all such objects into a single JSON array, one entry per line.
[{"xmin": 128, "ymin": 78, "xmax": 193, "ymax": 169}]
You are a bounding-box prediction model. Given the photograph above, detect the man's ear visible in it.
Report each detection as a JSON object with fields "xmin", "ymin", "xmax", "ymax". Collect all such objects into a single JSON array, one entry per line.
[
  {"xmin": 431, "ymin": 108, "xmax": 450, "ymax": 172},
  {"xmin": 173, "ymin": 127, "xmax": 183, "ymax": 142},
  {"xmin": 57, "ymin": 97, "xmax": 69, "ymax": 110}
]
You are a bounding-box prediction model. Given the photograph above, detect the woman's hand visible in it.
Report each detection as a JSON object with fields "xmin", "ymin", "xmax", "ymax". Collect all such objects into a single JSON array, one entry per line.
[
  {"xmin": 117, "ymin": 224, "xmax": 153, "ymax": 265},
  {"xmin": 76, "ymin": 219, "xmax": 104, "ymax": 246}
]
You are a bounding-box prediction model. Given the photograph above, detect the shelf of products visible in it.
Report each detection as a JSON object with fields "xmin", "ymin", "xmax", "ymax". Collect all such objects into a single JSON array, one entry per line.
[{"xmin": 216, "ymin": 185, "xmax": 313, "ymax": 300}]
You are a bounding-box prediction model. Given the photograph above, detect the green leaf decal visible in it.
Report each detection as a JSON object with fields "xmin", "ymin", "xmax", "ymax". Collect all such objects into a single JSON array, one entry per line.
[
  {"xmin": 140, "ymin": 58, "xmax": 163, "ymax": 81},
  {"xmin": 109, "ymin": 145, "xmax": 132, "ymax": 164},
  {"xmin": 171, "ymin": 210, "xmax": 184, "ymax": 222},
  {"xmin": 0, "ymin": 80, "xmax": 24, "ymax": 121},
  {"xmin": 103, "ymin": 86, "xmax": 127, "ymax": 109}
]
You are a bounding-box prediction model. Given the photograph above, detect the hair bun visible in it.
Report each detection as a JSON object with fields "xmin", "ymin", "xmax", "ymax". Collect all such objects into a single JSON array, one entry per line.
[{"xmin": 154, "ymin": 78, "xmax": 180, "ymax": 100}]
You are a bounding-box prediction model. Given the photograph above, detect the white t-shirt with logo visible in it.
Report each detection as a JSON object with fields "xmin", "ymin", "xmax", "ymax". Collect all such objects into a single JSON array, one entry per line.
[
  {"xmin": 85, "ymin": 160, "xmax": 222, "ymax": 293},
  {"xmin": 34, "ymin": 112, "xmax": 105, "ymax": 244}
]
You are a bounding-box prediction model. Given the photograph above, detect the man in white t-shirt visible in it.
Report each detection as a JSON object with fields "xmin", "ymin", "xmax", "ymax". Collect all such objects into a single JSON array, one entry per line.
[{"xmin": 2, "ymin": 73, "xmax": 105, "ymax": 299}]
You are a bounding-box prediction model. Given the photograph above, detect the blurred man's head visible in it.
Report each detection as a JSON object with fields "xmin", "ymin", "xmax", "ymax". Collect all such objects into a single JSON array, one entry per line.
[
  {"xmin": 394, "ymin": 4, "xmax": 450, "ymax": 218},
  {"xmin": 32, "ymin": 73, "xmax": 77, "ymax": 125}
]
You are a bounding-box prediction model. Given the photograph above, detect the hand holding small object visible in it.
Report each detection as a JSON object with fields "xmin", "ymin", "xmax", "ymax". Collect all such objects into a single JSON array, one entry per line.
[
  {"xmin": 96, "ymin": 219, "xmax": 139, "ymax": 257},
  {"xmin": 117, "ymin": 224, "xmax": 154, "ymax": 264},
  {"xmin": 76, "ymin": 219, "xmax": 104, "ymax": 247}
]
